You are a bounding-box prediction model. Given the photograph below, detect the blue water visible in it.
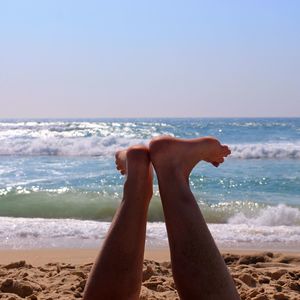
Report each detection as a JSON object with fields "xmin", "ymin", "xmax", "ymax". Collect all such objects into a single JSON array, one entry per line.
[{"xmin": 0, "ymin": 118, "xmax": 299, "ymax": 249}]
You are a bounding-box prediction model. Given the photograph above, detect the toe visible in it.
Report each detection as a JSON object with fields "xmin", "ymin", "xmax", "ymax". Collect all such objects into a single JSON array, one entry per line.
[
  {"xmin": 217, "ymin": 157, "xmax": 224, "ymax": 163},
  {"xmin": 222, "ymin": 146, "xmax": 231, "ymax": 156}
]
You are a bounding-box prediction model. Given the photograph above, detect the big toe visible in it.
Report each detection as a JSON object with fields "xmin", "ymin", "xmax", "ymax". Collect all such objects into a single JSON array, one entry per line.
[{"xmin": 222, "ymin": 145, "xmax": 231, "ymax": 156}]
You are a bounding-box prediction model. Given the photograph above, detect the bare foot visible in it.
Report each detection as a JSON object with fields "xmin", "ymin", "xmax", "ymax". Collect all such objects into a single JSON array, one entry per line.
[
  {"xmin": 149, "ymin": 136, "xmax": 231, "ymax": 179},
  {"xmin": 115, "ymin": 145, "xmax": 153, "ymax": 199}
]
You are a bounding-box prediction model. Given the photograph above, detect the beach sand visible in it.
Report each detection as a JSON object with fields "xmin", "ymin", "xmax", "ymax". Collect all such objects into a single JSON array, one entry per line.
[{"xmin": 0, "ymin": 249, "xmax": 299, "ymax": 299}]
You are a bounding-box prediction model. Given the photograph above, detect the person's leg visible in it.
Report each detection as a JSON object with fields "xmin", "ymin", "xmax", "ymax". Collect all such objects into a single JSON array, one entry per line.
[
  {"xmin": 150, "ymin": 136, "xmax": 240, "ymax": 300},
  {"xmin": 83, "ymin": 146, "xmax": 153, "ymax": 300}
]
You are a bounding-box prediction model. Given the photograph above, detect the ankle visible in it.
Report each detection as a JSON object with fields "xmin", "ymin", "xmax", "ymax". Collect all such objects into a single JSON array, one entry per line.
[
  {"xmin": 126, "ymin": 147, "xmax": 150, "ymax": 176},
  {"xmin": 123, "ymin": 178, "xmax": 153, "ymax": 204}
]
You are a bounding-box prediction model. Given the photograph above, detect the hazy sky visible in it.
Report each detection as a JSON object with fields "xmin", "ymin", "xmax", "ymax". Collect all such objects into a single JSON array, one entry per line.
[{"xmin": 0, "ymin": 0, "xmax": 299, "ymax": 118}]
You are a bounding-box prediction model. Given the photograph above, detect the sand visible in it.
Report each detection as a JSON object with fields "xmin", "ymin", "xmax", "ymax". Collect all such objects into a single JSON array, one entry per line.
[{"xmin": 0, "ymin": 249, "xmax": 299, "ymax": 299}]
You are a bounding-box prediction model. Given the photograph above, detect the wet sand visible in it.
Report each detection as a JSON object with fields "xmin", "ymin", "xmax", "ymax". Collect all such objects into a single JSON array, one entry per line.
[{"xmin": 0, "ymin": 249, "xmax": 299, "ymax": 299}]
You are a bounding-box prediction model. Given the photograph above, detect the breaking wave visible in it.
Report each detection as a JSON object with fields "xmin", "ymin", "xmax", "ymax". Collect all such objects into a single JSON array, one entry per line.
[
  {"xmin": 1, "ymin": 217, "xmax": 299, "ymax": 250},
  {"xmin": 0, "ymin": 136, "xmax": 146, "ymax": 156},
  {"xmin": 0, "ymin": 119, "xmax": 299, "ymax": 158},
  {"xmin": 230, "ymin": 143, "xmax": 300, "ymax": 159},
  {"xmin": 0, "ymin": 138, "xmax": 299, "ymax": 159},
  {"xmin": 228, "ymin": 204, "xmax": 300, "ymax": 226},
  {"xmin": 1, "ymin": 189, "xmax": 299, "ymax": 226}
]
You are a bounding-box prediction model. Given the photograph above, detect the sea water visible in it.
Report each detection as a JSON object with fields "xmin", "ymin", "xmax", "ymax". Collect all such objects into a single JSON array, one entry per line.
[{"xmin": 0, "ymin": 118, "xmax": 299, "ymax": 250}]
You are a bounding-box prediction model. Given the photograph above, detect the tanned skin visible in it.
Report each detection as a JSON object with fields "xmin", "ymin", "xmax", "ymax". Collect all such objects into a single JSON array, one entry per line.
[{"xmin": 83, "ymin": 136, "xmax": 240, "ymax": 300}]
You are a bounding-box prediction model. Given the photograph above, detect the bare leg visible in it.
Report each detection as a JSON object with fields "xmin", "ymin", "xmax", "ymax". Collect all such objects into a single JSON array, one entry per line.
[
  {"xmin": 83, "ymin": 146, "xmax": 153, "ymax": 300},
  {"xmin": 150, "ymin": 136, "xmax": 240, "ymax": 300}
]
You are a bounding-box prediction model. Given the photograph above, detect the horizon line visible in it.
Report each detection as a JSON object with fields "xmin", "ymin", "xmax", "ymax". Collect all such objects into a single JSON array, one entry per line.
[{"xmin": 0, "ymin": 116, "xmax": 299, "ymax": 121}]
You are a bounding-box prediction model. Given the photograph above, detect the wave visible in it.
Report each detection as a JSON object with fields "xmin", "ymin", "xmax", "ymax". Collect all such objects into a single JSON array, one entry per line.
[
  {"xmin": 0, "ymin": 136, "xmax": 300, "ymax": 159},
  {"xmin": 0, "ymin": 190, "xmax": 299, "ymax": 225},
  {"xmin": 0, "ymin": 120, "xmax": 163, "ymax": 140},
  {"xmin": 228, "ymin": 204, "xmax": 300, "ymax": 226},
  {"xmin": 0, "ymin": 119, "xmax": 299, "ymax": 158},
  {"xmin": 1, "ymin": 217, "xmax": 299, "ymax": 250},
  {"xmin": 230, "ymin": 143, "xmax": 300, "ymax": 159},
  {"xmin": 0, "ymin": 190, "xmax": 164, "ymax": 221},
  {"xmin": 0, "ymin": 136, "xmax": 146, "ymax": 156}
]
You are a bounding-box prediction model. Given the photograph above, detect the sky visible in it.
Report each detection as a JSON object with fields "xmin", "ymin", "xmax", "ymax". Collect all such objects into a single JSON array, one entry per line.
[{"xmin": 0, "ymin": 0, "xmax": 299, "ymax": 118}]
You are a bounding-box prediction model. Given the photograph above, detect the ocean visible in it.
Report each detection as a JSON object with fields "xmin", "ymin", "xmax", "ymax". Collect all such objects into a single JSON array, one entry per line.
[{"xmin": 0, "ymin": 118, "xmax": 299, "ymax": 251}]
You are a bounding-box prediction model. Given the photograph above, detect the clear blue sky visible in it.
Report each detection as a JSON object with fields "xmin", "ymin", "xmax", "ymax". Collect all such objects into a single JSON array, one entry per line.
[{"xmin": 0, "ymin": 0, "xmax": 299, "ymax": 118}]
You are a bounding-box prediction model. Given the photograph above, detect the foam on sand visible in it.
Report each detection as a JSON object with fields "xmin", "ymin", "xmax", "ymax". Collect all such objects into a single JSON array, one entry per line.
[{"xmin": 1, "ymin": 214, "xmax": 299, "ymax": 251}]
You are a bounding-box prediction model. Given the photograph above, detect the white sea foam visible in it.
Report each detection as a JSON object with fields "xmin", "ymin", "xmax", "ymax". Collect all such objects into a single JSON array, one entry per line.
[
  {"xmin": 0, "ymin": 217, "xmax": 299, "ymax": 250},
  {"xmin": 0, "ymin": 120, "xmax": 299, "ymax": 158},
  {"xmin": 0, "ymin": 121, "xmax": 157, "ymax": 139},
  {"xmin": 228, "ymin": 204, "xmax": 300, "ymax": 226},
  {"xmin": 0, "ymin": 136, "xmax": 146, "ymax": 156},
  {"xmin": 0, "ymin": 217, "xmax": 168, "ymax": 249},
  {"xmin": 209, "ymin": 223, "xmax": 300, "ymax": 250},
  {"xmin": 0, "ymin": 137, "xmax": 300, "ymax": 159},
  {"xmin": 231, "ymin": 143, "xmax": 300, "ymax": 159}
]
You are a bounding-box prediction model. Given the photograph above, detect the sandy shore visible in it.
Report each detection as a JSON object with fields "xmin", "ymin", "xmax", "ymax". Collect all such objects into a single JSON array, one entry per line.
[{"xmin": 0, "ymin": 248, "xmax": 299, "ymax": 299}]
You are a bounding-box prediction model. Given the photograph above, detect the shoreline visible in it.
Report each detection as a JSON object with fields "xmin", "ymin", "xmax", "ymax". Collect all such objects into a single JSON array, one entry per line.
[{"xmin": 1, "ymin": 247, "xmax": 300, "ymax": 265}]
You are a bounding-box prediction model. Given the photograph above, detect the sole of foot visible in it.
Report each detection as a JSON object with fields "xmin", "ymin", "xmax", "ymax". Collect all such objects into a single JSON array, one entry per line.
[{"xmin": 149, "ymin": 136, "xmax": 231, "ymax": 177}]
